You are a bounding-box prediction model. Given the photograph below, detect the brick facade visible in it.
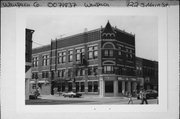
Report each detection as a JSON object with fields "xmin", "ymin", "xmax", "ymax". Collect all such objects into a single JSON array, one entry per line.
[{"xmin": 30, "ymin": 21, "xmax": 158, "ymax": 96}]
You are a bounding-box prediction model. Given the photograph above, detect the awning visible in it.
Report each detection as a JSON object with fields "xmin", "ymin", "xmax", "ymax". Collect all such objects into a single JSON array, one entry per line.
[
  {"xmin": 38, "ymin": 80, "xmax": 49, "ymax": 83},
  {"xmin": 30, "ymin": 81, "xmax": 35, "ymax": 83}
]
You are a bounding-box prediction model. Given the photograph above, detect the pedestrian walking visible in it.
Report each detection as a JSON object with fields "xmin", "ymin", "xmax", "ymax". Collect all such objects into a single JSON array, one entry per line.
[
  {"xmin": 141, "ymin": 90, "xmax": 148, "ymax": 104},
  {"xmin": 122, "ymin": 89, "xmax": 125, "ymax": 96},
  {"xmin": 128, "ymin": 92, "xmax": 133, "ymax": 104}
]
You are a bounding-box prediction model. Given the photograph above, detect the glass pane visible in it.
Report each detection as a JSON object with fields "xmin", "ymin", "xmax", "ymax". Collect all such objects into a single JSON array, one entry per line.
[{"xmin": 105, "ymin": 81, "xmax": 113, "ymax": 93}]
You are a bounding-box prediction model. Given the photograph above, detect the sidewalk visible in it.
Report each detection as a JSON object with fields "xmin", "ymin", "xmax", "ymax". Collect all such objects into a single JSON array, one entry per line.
[{"xmin": 39, "ymin": 94, "xmax": 129, "ymax": 100}]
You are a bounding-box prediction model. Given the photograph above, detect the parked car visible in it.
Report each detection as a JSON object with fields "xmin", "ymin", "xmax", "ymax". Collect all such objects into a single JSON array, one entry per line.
[
  {"xmin": 62, "ymin": 91, "xmax": 82, "ymax": 98},
  {"xmin": 145, "ymin": 90, "xmax": 158, "ymax": 99},
  {"xmin": 29, "ymin": 89, "xmax": 40, "ymax": 99},
  {"xmin": 137, "ymin": 89, "xmax": 158, "ymax": 99}
]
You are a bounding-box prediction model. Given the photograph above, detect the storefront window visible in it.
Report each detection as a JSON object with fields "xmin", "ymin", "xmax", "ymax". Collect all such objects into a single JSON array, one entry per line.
[
  {"xmin": 105, "ymin": 81, "xmax": 113, "ymax": 93},
  {"xmin": 68, "ymin": 82, "xmax": 72, "ymax": 91},
  {"xmin": 80, "ymin": 82, "xmax": 85, "ymax": 92},
  {"xmin": 88, "ymin": 82, "xmax": 93, "ymax": 92},
  {"xmin": 93, "ymin": 81, "xmax": 98, "ymax": 92},
  {"xmin": 118, "ymin": 81, "xmax": 122, "ymax": 93},
  {"xmin": 76, "ymin": 82, "xmax": 79, "ymax": 92}
]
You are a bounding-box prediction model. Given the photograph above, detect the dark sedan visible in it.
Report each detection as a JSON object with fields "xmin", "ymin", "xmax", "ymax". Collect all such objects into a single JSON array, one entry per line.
[
  {"xmin": 137, "ymin": 90, "xmax": 158, "ymax": 99},
  {"xmin": 145, "ymin": 90, "xmax": 158, "ymax": 99},
  {"xmin": 62, "ymin": 91, "xmax": 82, "ymax": 98}
]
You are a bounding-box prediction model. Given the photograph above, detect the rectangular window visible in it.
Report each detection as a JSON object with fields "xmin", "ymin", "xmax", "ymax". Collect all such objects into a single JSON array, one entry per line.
[
  {"xmin": 88, "ymin": 82, "xmax": 93, "ymax": 92},
  {"xmin": 103, "ymin": 66, "xmax": 114, "ymax": 74},
  {"xmin": 42, "ymin": 55, "xmax": 49, "ymax": 66},
  {"xmin": 76, "ymin": 48, "xmax": 84, "ymax": 61},
  {"xmin": 88, "ymin": 51, "xmax": 93, "ymax": 59},
  {"xmin": 118, "ymin": 51, "xmax": 121, "ymax": 55},
  {"xmin": 76, "ymin": 82, "xmax": 80, "ymax": 92},
  {"xmin": 130, "ymin": 54, "xmax": 133, "ymax": 58},
  {"xmin": 58, "ymin": 51, "xmax": 66, "ymax": 63},
  {"xmin": 68, "ymin": 82, "xmax": 72, "ymax": 91},
  {"xmin": 68, "ymin": 50, "xmax": 73, "ymax": 62},
  {"xmin": 88, "ymin": 67, "xmax": 93, "ymax": 75},
  {"xmin": 42, "ymin": 71, "xmax": 49, "ymax": 78},
  {"xmin": 32, "ymin": 84, "xmax": 36, "ymax": 89},
  {"xmin": 58, "ymin": 52, "xmax": 62, "ymax": 64},
  {"xmin": 32, "ymin": 72, "xmax": 38, "ymax": 79},
  {"xmin": 62, "ymin": 52, "xmax": 66, "ymax": 63},
  {"xmin": 109, "ymin": 50, "xmax": 113, "ymax": 56},
  {"xmin": 32, "ymin": 57, "xmax": 38, "ymax": 67},
  {"xmin": 58, "ymin": 70, "xmax": 62, "ymax": 77},
  {"xmin": 93, "ymin": 81, "xmax": 98, "ymax": 92},
  {"xmin": 68, "ymin": 68, "xmax": 72, "ymax": 77},
  {"xmin": 94, "ymin": 50, "xmax": 98, "ymax": 59},
  {"xmin": 62, "ymin": 69, "xmax": 66, "ymax": 77},
  {"xmin": 58, "ymin": 69, "xmax": 66, "ymax": 77},
  {"xmin": 105, "ymin": 81, "xmax": 113, "ymax": 93},
  {"xmin": 76, "ymin": 53, "xmax": 80, "ymax": 61},
  {"xmin": 104, "ymin": 50, "xmax": 108, "ymax": 56},
  {"xmin": 76, "ymin": 68, "xmax": 81, "ymax": 76},
  {"xmin": 80, "ymin": 82, "xmax": 85, "ymax": 92},
  {"xmin": 82, "ymin": 68, "xmax": 85, "ymax": 76},
  {"xmin": 88, "ymin": 46, "xmax": 98, "ymax": 59}
]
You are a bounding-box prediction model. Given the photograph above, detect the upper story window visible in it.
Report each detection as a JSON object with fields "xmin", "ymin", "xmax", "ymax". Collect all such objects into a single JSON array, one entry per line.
[
  {"xmin": 32, "ymin": 72, "xmax": 38, "ymax": 79},
  {"xmin": 68, "ymin": 50, "xmax": 73, "ymax": 62},
  {"xmin": 118, "ymin": 46, "xmax": 122, "ymax": 56},
  {"xmin": 42, "ymin": 71, "xmax": 49, "ymax": 78},
  {"xmin": 109, "ymin": 50, "xmax": 113, "ymax": 56},
  {"xmin": 103, "ymin": 42, "xmax": 115, "ymax": 57},
  {"xmin": 104, "ymin": 50, "xmax": 108, "ymax": 56},
  {"xmin": 93, "ymin": 46, "xmax": 98, "ymax": 59},
  {"xmin": 42, "ymin": 55, "xmax": 49, "ymax": 66},
  {"xmin": 58, "ymin": 69, "xmax": 66, "ymax": 77},
  {"xmin": 103, "ymin": 66, "xmax": 114, "ymax": 74},
  {"xmin": 58, "ymin": 51, "xmax": 66, "ymax": 64},
  {"xmin": 87, "ymin": 45, "xmax": 98, "ymax": 60},
  {"xmin": 76, "ymin": 48, "xmax": 84, "ymax": 61},
  {"xmin": 32, "ymin": 56, "xmax": 38, "ymax": 67},
  {"xmin": 104, "ymin": 50, "xmax": 114, "ymax": 57},
  {"xmin": 118, "ymin": 51, "xmax": 122, "ymax": 55}
]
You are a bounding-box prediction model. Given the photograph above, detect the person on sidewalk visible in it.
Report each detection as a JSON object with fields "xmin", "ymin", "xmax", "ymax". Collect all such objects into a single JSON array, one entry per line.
[
  {"xmin": 141, "ymin": 89, "xmax": 148, "ymax": 104},
  {"xmin": 128, "ymin": 92, "xmax": 133, "ymax": 104}
]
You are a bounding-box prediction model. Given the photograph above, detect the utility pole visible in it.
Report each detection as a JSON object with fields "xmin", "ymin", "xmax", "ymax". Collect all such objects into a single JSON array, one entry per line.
[
  {"xmin": 83, "ymin": 29, "xmax": 88, "ymax": 94},
  {"xmin": 50, "ymin": 39, "xmax": 54, "ymax": 95}
]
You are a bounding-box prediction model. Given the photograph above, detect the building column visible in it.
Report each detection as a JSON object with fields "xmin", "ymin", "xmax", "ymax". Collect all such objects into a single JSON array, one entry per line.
[
  {"xmin": 72, "ymin": 81, "xmax": 76, "ymax": 92},
  {"xmin": 25, "ymin": 78, "xmax": 30, "ymax": 100},
  {"xmin": 99, "ymin": 76, "xmax": 104, "ymax": 97},
  {"xmin": 132, "ymin": 82, "xmax": 137, "ymax": 91},
  {"xmin": 114, "ymin": 80, "xmax": 118, "ymax": 97},
  {"xmin": 65, "ymin": 81, "xmax": 68, "ymax": 92},
  {"xmin": 127, "ymin": 81, "xmax": 131, "ymax": 93},
  {"xmin": 122, "ymin": 81, "xmax": 125, "ymax": 95},
  {"xmin": 84, "ymin": 69, "xmax": 88, "ymax": 94},
  {"xmin": 84, "ymin": 80, "xmax": 88, "ymax": 94}
]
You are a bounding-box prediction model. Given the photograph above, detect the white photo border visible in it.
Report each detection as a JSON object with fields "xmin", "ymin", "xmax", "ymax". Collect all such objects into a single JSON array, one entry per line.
[{"xmin": 15, "ymin": 8, "xmax": 168, "ymax": 113}]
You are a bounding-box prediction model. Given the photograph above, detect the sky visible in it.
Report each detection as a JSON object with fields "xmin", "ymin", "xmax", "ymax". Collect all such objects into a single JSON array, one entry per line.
[{"xmin": 26, "ymin": 15, "xmax": 158, "ymax": 61}]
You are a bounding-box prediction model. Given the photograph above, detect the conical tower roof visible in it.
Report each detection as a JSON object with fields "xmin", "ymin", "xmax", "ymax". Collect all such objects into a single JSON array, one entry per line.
[{"xmin": 102, "ymin": 21, "xmax": 115, "ymax": 33}]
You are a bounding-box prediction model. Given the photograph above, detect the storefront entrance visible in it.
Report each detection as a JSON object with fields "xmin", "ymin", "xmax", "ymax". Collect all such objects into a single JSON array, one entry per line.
[{"xmin": 105, "ymin": 81, "xmax": 114, "ymax": 96}]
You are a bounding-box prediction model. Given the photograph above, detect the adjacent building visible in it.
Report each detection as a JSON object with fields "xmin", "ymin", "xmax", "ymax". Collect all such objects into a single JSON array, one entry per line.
[
  {"xmin": 25, "ymin": 28, "xmax": 34, "ymax": 100},
  {"xmin": 30, "ymin": 21, "xmax": 158, "ymax": 97}
]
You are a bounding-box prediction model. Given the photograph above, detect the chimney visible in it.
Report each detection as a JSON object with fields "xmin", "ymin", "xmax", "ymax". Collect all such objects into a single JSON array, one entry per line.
[{"xmin": 84, "ymin": 28, "xmax": 88, "ymax": 33}]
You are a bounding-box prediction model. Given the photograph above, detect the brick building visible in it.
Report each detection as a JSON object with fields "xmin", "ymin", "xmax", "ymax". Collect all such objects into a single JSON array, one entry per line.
[
  {"xmin": 30, "ymin": 21, "xmax": 158, "ymax": 97},
  {"xmin": 25, "ymin": 28, "xmax": 34, "ymax": 99},
  {"xmin": 136, "ymin": 57, "xmax": 158, "ymax": 91}
]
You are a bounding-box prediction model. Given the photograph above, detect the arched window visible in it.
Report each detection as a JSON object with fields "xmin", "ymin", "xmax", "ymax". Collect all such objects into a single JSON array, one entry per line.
[{"xmin": 102, "ymin": 42, "xmax": 115, "ymax": 49}]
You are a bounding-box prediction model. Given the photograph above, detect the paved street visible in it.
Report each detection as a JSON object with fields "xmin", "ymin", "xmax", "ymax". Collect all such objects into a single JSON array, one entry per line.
[{"xmin": 26, "ymin": 95, "xmax": 158, "ymax": 105}]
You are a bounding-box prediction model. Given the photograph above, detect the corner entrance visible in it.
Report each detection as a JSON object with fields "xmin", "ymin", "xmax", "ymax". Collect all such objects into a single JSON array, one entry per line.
[{"xmin": 105, "ymin": 81, "xmax": 114, "ymax": 96}]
